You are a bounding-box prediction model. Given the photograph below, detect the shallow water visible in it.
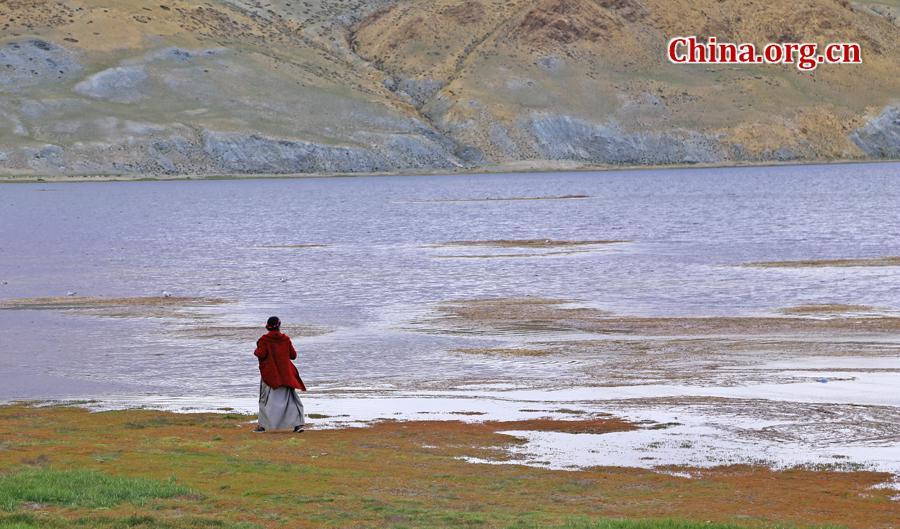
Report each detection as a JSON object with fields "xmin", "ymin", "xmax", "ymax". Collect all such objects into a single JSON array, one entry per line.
[
  {"xmin": 2, "ymin": 163, "xmax": 900, "ymax": 477},
  {"xmin": 1, "ymin": 163, "xmax": 899, "ymax": 398}
]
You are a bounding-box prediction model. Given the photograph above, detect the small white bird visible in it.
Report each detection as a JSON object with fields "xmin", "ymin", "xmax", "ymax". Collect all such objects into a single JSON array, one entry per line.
[
  {"xmin": 162, "ymin": 291, "xmax": 172, "ymax": 298},
  {"xmin": 66, "ymin": 290, "xmax": 77, "ymax": 297}
]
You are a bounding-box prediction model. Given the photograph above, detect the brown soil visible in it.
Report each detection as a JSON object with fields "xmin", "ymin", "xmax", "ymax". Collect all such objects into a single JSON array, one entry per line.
[
  {"xmin": 371, "ymin": 417, "xmax": 636, "ymax": 438},
  {"xmin": 485, "ymin": 417, "xmax": 634, "ymax": 434},
  {"xmin": 441, "ymin": 0, "xmax": 486, "ymax": 25},
  {"xmin": 517, "ymin": 0, "xmax": 612, "ymax": 44}
]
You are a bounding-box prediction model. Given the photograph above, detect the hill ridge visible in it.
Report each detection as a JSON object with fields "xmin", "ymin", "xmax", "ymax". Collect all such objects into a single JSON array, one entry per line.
[{"xmin": 0, "ymin": 0, "xmax": 898, "ymax": 177}]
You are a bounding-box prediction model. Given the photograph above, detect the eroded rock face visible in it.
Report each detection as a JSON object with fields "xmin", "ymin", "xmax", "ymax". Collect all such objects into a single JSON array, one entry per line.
[
  {"xmin": 201, "ymin": 130, "xmax": 463, "ymax": 174},
  {"xmin": 2, "ymin": 126, "xmax": 208, "ymax": 176},
  {"xmin": 0, "ymin": 39, "xmax": 82, "ymax": 92},
  {"xmin": 144, "ymin": 47, "xmax": 226, "ymax": 63},
  {"xmin": 202, "ymin": 131, "xmax": 371, "ymax": 173},
  {"xmin": 526, "ymin": 114, "xmax": 724, "ymax": 165},
  {"xmin": 0, "ymin": 127, "xmax": 469, "ymax": 176},
  {"xmin": 383, "ymin": 77, "xmax": 446, "ymax": 107},
  {"xmin": 850, "ymin": 105, "xmax": 900, "ymax": 159}
]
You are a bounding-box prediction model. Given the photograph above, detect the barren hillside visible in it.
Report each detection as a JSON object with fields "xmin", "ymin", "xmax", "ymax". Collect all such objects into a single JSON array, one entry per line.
[{"xmin": 1, "ymin": 0, "xmax": 899, "ymax": 177}]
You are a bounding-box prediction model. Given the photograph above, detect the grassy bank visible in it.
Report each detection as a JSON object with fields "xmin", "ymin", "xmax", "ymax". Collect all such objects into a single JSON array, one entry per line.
[{"xmin": 0, "ymin": 406, "xmax": 896, "ymax": 529}]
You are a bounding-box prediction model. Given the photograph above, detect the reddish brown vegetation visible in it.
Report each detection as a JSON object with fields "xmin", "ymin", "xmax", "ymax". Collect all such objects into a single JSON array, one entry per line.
[
  {"xmin": 518, "ymin": 0, "xmax": 610, "ymax": 44},
  {"xmin": 0, "ymin": 406, "xmax": 898, "ymax": 528},
  {"xmin": 441, "ymin": 0, "xmax": 486, "ymax": 25}
]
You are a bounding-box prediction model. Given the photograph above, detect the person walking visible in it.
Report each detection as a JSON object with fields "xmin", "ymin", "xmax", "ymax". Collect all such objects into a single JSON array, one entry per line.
[{"xmin": 253, "ymin": 316, "xmax": 306, "ymax": 433}]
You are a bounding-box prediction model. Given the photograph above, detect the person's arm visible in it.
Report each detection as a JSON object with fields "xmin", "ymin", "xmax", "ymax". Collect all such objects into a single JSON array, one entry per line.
[
  {"xmin": 289, "ymin": 340, "xmax": 297, "ymax": 360},
  {"xmin": 254, "ymin": 340, "xmax": 267, "ymax": 360}
]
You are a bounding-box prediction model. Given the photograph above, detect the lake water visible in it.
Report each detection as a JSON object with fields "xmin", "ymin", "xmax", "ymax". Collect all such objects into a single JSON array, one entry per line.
[
  {"xmin": 2, "ymin": 162, "xmax": 900, "ymax": 402},
  {"xmin": 3, "ymin": 162, "xmax": 900, "ymax": 476}
]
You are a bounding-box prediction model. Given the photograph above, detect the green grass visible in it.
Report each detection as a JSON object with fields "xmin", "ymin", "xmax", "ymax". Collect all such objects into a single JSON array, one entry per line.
[
  {"xmin": 0, "ymin": 406, "xmax": 882, "ymax": 529},
  {"xmin": 0, "ymin": 515, "xmax": 695, "ymax": 529},
  {"xmin": 531, "ymin": 521, "xmax": 775, "ymax": 529},
  {"xmin": 0, "ymin": 514, "xmax": 257, "ymax": 529},
  {"xmin": 0, "ymin": 469, "xmax": 191, "ymax": 511},
  {"xmin": 0, "ymin": 514, "xmax": 844, "ymax": 529}
]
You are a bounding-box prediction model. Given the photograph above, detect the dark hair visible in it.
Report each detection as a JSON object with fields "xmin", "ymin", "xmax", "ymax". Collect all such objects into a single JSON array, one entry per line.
[{"xmin": 266, "ymin": 316, "xmax": 281, "ymax": 330}]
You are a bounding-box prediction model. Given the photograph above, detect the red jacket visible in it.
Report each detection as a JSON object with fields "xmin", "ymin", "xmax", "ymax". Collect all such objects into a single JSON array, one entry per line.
[{"xmin": 254, "ymin": 331, "xmax": 306, "ymax": 391}]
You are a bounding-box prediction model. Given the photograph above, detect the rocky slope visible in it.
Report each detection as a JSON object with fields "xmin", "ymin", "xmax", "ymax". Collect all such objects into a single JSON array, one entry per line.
[{"xmin": 1, "ymin": 0, "xmax": 899, "ymax": 177}]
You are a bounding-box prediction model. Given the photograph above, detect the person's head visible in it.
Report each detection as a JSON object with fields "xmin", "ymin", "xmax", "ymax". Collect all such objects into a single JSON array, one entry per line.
[{"xmin": 266, "ymin": 316, "xmax": 281, "ymax": 331}]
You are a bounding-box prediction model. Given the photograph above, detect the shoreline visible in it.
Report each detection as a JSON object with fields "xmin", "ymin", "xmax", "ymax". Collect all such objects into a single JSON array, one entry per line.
[
  {"xmin": 2, "ymin": 158, "xmax": 899, "ymax": 184},
  {"xmin": 0, "ymin": 403, "xmax": 897, "ymax": 529},
  {"xmin": 1, "ymin": 297, "xmax": 898, "ymax": 479},
  {"xmin": 7, "ymin": 374, "xmax": 898, "ymax": 479}
]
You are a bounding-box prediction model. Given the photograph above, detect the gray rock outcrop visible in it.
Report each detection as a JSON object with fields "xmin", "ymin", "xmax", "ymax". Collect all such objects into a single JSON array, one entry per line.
[
  {"xmin": 73, "ymin": 66, "xmax": 150, "ymax": 104},
  {"xmin": 383, "ymin": 77, "xmax": 446, "ymax": 107},
  {"xmin": 850, "ymin": 105, "xmax": 900, "ymax": 159},
  {"xmin": 0, "ymin": 39, "xmax": 82, "ymax": 92},
  {"xmin": 202, "ymin": 130, "xmax": 463, "ymax": 174},
  {"xmin": 525, "ymin": 114, "xmax": 724, "ymax": 165}
]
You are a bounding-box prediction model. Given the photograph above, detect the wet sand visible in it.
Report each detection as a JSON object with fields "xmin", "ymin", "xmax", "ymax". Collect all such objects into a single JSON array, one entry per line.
[
  {"xmin": 389, "ymin": 297, "xmax": 900, "ymax": 480},
  {"xmin": 255, "ymin": 244, "xmax": 326, "ymax": 249},
  {"xmin": 744, "ymin": 256, "xmax": 900, "ymax": 267},
  {"xmin": 425, "ymin": 240, "xmax": 627, "ymax": 259},
  {"xmin": 417, "ymin": 297, "xmax": 900, "ymax": 335},
  {"xmin": 168, "ymin": 324, "xmax": 334, "ymax": 340},
  {"xmin": 0, "ymin": 296, "xmax": 227, "ymax": 310},
  {"xmin": 0, "ymin": 296, "xmax": 228, "ymax": 319},
  {"xmin": 426, "ymin": 239, "xmax": 629, "ymax": 249},
  {"xmin": 454, "ymin": 347, "xmax": 554, "ymax": 357},
  {"xmin": 779, "ymin": 304, "xmax": 879, "ymax": 315},
  {"xmin": 406, "ymin": 194, "xmax": 592, "ymax": 203},
  {"xmin": 433, "ymin": 250, "xmax": 592, "ymax": 259}
]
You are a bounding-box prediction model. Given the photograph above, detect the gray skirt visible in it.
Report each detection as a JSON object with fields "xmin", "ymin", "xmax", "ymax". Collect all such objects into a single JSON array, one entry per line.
[{"xmin": 258, "ymin": 379, "xmax": 304, "ymax": 431}]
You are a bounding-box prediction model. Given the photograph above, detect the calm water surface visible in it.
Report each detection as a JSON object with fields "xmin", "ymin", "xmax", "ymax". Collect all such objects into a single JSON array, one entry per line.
[{"xmin": 2, "ymin": 163, "xmax": 900, "ymax": 401}]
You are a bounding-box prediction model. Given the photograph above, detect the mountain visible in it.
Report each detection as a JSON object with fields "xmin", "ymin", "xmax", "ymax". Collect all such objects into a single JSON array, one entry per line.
[{"xmin": 1, "ymin": 0, "xmax": 899, "ymax": 178}]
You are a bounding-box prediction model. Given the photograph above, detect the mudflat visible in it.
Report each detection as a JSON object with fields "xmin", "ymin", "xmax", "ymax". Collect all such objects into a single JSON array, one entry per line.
[{"xmin": 743, "ymin": 257, "xmax": 900, "ymax": 268}]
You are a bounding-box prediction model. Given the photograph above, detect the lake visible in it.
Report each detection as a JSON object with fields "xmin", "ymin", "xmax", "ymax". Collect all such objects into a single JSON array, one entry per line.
[{"xmin": 1, "ymin": 163, "xmax": 899, "ymax": 474}]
